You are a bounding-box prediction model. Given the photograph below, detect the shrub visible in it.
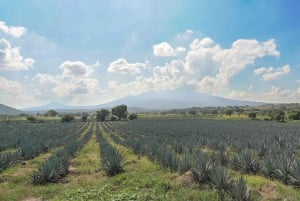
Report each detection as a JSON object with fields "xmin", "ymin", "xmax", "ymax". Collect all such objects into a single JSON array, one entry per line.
[
  {"xmin": 230, "ymin": 176, "xmax": 251, "ymax": 201},
  {"xmin": 128, "ymin": 113, "xmax": 138, "ymax": 120},
  {"xmin": 61, "ymin": 114, "xmax": 74, "ymax": 123},
  {"xmin": 102, "ymin": 147, "xmax": 126, "ymax": 176}
]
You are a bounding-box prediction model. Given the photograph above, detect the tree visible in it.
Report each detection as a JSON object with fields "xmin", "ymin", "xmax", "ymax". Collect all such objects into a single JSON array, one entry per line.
[
  {"xmin": 128, "ymin": 113, "xmax": 138, "ymax": 120},
  {"xmin": 225, "ymin": 109, "xmax": 234, "ymax": 116},
  {"xmin": 248, "ymin": 112, "xmax": 256, "ymax": 119},
  {"xmin": 288, "ymin": 111, "xmax": 300, "ymax": 120},
  {"xmin": 96, "ymin": 109, "xmax": 109, "ymax": 122},
  {"xmin": 61, "ymin": 114, "xmax": 74, "ymax": 122},
  {"xmin": 26, "ymin": 116, "xmax": 36, "ymax": 122},
  {"xmin": 268, "ymin": 110, "xmax": 285, "ymax": 122},
  {"xmin": 111, "ymin": 105, "xmax": 128, "ymax": 120},
  {"xmin": 45, "ymin": 109, "xmax": 58, "ymax": 117},
  {"xmin": 188, "ymin": 110, "xmax": 197, "ymax": 115},
  {"xmin": 81, "ymin": 114, "xmax": 88, "ymax": 122}
]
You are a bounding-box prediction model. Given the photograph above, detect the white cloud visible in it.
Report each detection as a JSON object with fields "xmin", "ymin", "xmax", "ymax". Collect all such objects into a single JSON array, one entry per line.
[
  {"xmin": 0, "ymin": 77, "xmax": 38, "ymax": 108},
  {"xmin": 31, "ymin": 60, "xmax": 104, "ymax": 105},
  {"xmin": 186, "ymin": 38, "xmax": 280, "ymax": 94},
  {"xmin": 153, "ymin": 42, "xmax": 187, "ymax": 57},
  {"xmin": 0, "ymin": 38, "xmax": 34, "ymax": 70},
  {"xmin": 175, "ymin": 29, "xmax": 194, "ymax": 41},
  {"xmin": 0, "ymin": 21, "xmax": 27, "ymax": 37},
  {"xmin": 228, "ymin": 85, "xmax": 300, "ymax": 103},
  {"xmin": 107, "ymin": 58, "xmax": 146, "ymax": 74},
  {"xmin": 153, "ymin": 42, "xmax": 176, "ymax": 57},
  {"xmin": 107, "ymin": 59, "xmax": 185, "ymax": 99},
  {"xmin": 254, "ymin": 65, "xmax": 290, "ymax": 81},
  {"xmin": 60, "ymin": 60, "xmax": 93, "ymax": 77}
]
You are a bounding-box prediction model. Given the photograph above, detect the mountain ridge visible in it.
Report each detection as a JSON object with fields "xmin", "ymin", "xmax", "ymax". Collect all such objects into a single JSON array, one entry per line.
[
  {"xmin": 21, "ymin": 89, "xmax": 264, "ymax": 112},
  {"xmin": 0, "ymin": 104, "xmax": 24, "ymax": 115}
]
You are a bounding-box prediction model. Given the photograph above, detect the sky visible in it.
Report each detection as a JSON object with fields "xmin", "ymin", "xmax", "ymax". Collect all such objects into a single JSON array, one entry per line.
[{"xmin": 0, "ymin": 0, "xmax": 300, "ymax": 109}]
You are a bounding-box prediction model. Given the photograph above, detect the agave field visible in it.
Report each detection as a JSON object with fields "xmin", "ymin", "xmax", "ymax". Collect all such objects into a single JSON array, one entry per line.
[{"xmin": 1, "ymin": 118, "xmax": 300, "ymax": 200}]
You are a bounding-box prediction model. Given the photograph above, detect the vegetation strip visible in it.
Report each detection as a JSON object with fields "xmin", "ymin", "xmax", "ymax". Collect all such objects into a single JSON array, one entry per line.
[{"xmin": 32, "ymin": 123, "xmax": 93, "ymax": 185}]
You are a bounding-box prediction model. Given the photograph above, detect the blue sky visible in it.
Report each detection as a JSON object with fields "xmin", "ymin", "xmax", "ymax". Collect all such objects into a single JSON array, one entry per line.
[{"xmin": 0, "ymin": 0, "xmax": 300, "ymax": 108}]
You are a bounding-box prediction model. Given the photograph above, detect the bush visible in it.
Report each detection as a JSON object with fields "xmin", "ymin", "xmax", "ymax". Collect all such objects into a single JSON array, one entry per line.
[
  {"xmin": 61, "ymin": 114, "xmax": 74, "ymax": 123},
  {"xmin": 248, "ymin": 112, "xmax": 256, "ymax": 119},
  {"xmin": 102, "ymin": 147, "xmax": 126, "ymax": 176},
  {"xmin": 26, "ymin": 116, "xmax": 36, "ymax": 122},
  {"xmin": 128, "ymin": 113, "xmax": 138, "ymax": 120},
  {"xmin": 110, "ymin": 115, "xmax": 118, "ymax": 121}
]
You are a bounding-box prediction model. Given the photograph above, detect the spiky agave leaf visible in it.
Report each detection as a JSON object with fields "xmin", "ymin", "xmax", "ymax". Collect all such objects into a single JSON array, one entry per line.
[
  {"xmin": 179, "ymin": 152, "xmax": 192, "ymax": 173},
  {"xmin": 209, "ymin": 166, "xmax": 232, "ymax": 191},
  {"xmin": 240, "ymin": 149, "xmax": 259, "ymax": 173},
  {"xmin": 209, "ymin": 166, "xmax": 232, "ymax": 201},
  {"xmin": 230, "ymin": 176, "xmax": 251, "ymax": 201},
  {"xmin": 102, "ymin": 148, "xmax": 126, "ymax": 176},
  {"xmin": 263, "ymin": 156, "xmax": 278, "ymax": 178},
  {"xmin": 192, "ymin": 151, "xmax": 212, "ymax": 183}
]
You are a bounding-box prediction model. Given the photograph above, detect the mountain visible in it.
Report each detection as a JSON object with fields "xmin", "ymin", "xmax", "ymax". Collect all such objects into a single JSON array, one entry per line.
[
  {"xmin": 23, "ymin": 89, "xmax": 264, "ymax": 112},
  {"xmin": 0, "ymin": 104, "xmax": 24, "ymax": 115},
  {"xmin": 22, "ymin": 102, "xmax": 70, "ymax": 112},
  {"xmin": 98, "ymin": 89, "xmax": 263, "ymax": 110}
]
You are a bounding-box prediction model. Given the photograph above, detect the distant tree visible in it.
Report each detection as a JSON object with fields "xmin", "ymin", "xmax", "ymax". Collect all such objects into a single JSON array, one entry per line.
[
  {"xmin": 128, "ymin": 113, "xmax": 138, "ymax": 120},
  {"xmin": 248, "ymin": 112, "xmax": 257, "ymax": 119},
  {"xmin": 45, "ymin": 109, "xmax": 58, "ymax": 117},
  {"xmin": 111, "ymin": 115, "xmax": 118, "ymax": 121},
  {"xmin": 268, "ymin": 110, "xmax": 285, "ymax": 122},
  {"xmin": 61, "ymin": 114, "xmax": 74, "ymax": 123},
  {"xmin": 274, "ymin": 111, "xmax": 285, "ymax": 122},
  {"xmin": 188, "ymin": 110, "xmax": 197, "ymax": 115},
  {"xmin": 225, "ymin": 109, "xmax": 234, "ymax": 116},
  {"xmin": 211, "ymin": 109, "xmax": 218, "ymax": 115},
  {"xmin": 96, "ymin": 109, "xmax": 110, "ymax": 122},
  {"xmin": 81, "ymin": 114, "xmax": 88, "ymax": 122},
  {"xmin": 26, "ymin": 116, "xmax": 36, "ymax": 122},
  {"xmin": 111, "ymin": 105, "xmax": 128, "ymax": 120},
  {"xmin": 288, "ymin": 111, "xmax": 300, "ymax": 120}
]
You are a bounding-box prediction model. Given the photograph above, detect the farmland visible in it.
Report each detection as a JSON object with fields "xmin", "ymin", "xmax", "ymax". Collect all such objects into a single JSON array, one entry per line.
[{"xmin": 1, "ymin": 119, "xmax": 300, "ymax": 200}]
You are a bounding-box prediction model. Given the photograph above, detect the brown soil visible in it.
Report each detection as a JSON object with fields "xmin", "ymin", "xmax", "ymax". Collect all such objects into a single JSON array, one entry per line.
[
  {"xmin": 259, "ymin": 182, "xmax": 279, "ymax": 200},
  {"xmin": 175, "ymin": 170, "xmax": 195, "ymax": 186}
]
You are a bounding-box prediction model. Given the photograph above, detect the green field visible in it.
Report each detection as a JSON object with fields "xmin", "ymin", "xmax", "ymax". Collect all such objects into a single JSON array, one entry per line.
[{"xmin": 1, "ymin": 119, "xmax": 300, "ymax": 200}]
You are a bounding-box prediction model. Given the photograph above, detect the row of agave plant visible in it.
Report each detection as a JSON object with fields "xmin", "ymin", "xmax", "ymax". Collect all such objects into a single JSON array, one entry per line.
[
  {"xmin": 105, "ymin": 119, "xmax": 300, "ymax": 188},
  {"xmin": 103, "ymin": 122, "xmax": 252, "ymax": 201},
  {"xmin": 32, "ymin": 123, "xmax": 93, "ymax": 185},
  {"xmin": 96, "ymin": 123, "xmax": 126, "ymax": 176},
  {"xmin": 0, "ymin": 122, "xmax": 90, "ymax": 172}
]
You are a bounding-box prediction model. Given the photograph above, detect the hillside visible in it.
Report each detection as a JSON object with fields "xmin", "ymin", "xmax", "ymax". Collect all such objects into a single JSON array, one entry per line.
[
  {"xmin": 0, "ymin": 104, "xmax": 24, "ymax": 115},
  {"xmin": 23, "ymin": 89, "xmax": 264, "ymax": 112}
]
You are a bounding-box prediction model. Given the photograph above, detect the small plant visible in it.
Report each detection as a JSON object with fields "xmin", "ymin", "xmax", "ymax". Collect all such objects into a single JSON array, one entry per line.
[
  {"xmin": 209, "ymin": 166, "xmax": 232, "ymax": 201},
  {"xmin": 32, "ymin": 155, "xmax": 68, "ymax": 185},
  {"xmin": 0, "ymin": 151, "xmax": 20, "ymax": 171},
  {"xmin": 230, "ymin": 176, "xmax": 251, "ymax": 201},
  {"xmin": 179, "ymin": 152, "xmax": 192, "ymax": 173},
  {"xmin": 240, "ymin": 149, "xmax": 259, "ymax": 173},
  {"xmin": 192, "ymin": 151, "xmax": 212, "ymax": 184},
  {"xmin": 263, "ymin": 156, "xmax": 278, "ymax": 178},
  {"xmin": 102, "ymin": 147, "xmax": 126, "ymax": 176}
]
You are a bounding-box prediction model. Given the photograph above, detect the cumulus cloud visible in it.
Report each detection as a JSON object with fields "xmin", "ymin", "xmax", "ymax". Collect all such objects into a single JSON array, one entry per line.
[
  {"xmin": 0, "ymin": 38, "xmax": 34, "ymax": 70},
  {"xmin": 185, "ymin": 38, "xmax": 280, "ymax": 94},
  {"xmin": 175, "ymin": 29, "xmax": 194, "ymax": 41},
  {"xmin": 60, "ymin": 60, "xmax": 93, "ymax": 77},
  {"xmin": 228, "ymin": 85, "xmax": 300, "ymax": 103},
  {"xmin": 0, "ymin": 21, "xmax": 27, "ymax": 37},
  {"xmin": 31, "ymin": 60, "xmax": 104, "ymax": 105},
  {"xmin": 153, "ymin": 42, "xmax": 186, "ymax": 57},
  {"xmin": 0, "ymin": 77, "xmax": 37, "ymax": 108},
  {"xmin": 254, "ymin": 65, "xmax": 290, "ymax": 81},
  {"xmin": 153, "ymin": 42, "xmax": 176, "ymax": 56},
  {"xmin": 107, "ymin": 60, "xmax": 185, "ymax": 99},
  {"xmin": 107, "ymin": 58, "xmax": 146, "ymax": 74}
]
